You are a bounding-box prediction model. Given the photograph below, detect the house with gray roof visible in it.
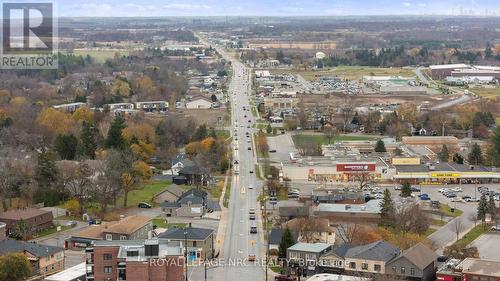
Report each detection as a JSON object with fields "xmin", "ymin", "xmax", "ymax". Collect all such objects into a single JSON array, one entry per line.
[
  {"xmin": 160, "ymin": 188, "xmax": 208, "ymax": 217},
  {"xmin": 344, "ymin": 240, "xmax": 400, "ymax": 275},
  {"xmin": 0, "ymin": 231, "xmax": 64, "ymax": 277},
  {"xmin": 287, "ymin": 243, "xmax": 334, "ymax": 277},
  {"xmin": 318, "ymin": 244, "xmax": 354, "ymax": 274},
  {"xmin": 385, "ymin": 243, "xmax": 436, "ymax": 281},
  {"xmin": 158, "ymin": 224, "xmax": 215, "ymax": 259}
]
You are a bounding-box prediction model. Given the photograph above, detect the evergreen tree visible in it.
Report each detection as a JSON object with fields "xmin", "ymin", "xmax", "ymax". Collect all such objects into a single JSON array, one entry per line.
[
  {"xmin": 276, "ymin": 50, "xmax": 285, "ymax": 63},
  {"xmin": 485, "ymin": 42, "xmax": 493, "ymax": 59},
  {"xmin": 374, "ymin": 140, "xmax": 386, "ymax": 152},
  {"xmin": 266, "ymin": 124, "xmax": 272, "ymax": 134},
  {"xmin": 452, "ymin": 153, "xmax": 464, "ymax": 164},
  {"xmin": 488, "ymin": 194, "xmax": 497, "ymax": 220},
  {"xmin": 489, "ymin": 127, "xmax": 500, "ymax": 167},
  {"xmin": 35, "ymin": 150, "xmax": 58, "ymax": 189},
  {"xmin": 400, "ymin": 182, "xmax": 412, "ymax": 197},
  {"xmin": 105, "ymin": 115, "xmax": 127, "ymax": 150},
  {"xmin": 468, "ymin": 143, "xmax": 483, "ymax": 165},
  {"xmin": 54, "ymin": 134, "xmax": 78, "ymax": 160},
  {"xmin": 278, "ymin": 228, "xmax": 294, "ymax": 259},
  {"xmin": 380, "ymin": 189, "xmax": 395, "ymax": 227},
  {"xmin": 192, "ymin": 124, "xmax": 208, "ymax": 141},
  {"xmin": 477, "ymin": 194, "xmax": 488, "ymax": 222},
  {"xmin": 438, "ymin": 144, "xmax": 450, "ymax": 162}
]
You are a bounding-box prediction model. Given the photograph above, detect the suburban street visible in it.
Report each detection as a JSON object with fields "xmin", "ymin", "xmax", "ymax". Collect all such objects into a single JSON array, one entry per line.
[{"xmin": 190, "ymin": 36, "xmax": 265, "ymax": 281}]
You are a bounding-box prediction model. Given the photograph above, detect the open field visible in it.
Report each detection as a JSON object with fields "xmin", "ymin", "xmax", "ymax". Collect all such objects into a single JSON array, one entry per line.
[
  {"xmin": 271, "ymin": 66, "xmax": 415, "ymax": 81},
  {"xmin": 117, "ymin": 180, "xmax": 171, "ymax": 207},
  {"xmin": 70, "ymin": 49, "xmax": 130, "ymax": 63},
  {"xmin": 470, "ymin": 87, "xmax": 500, "ymax": 100},
  {"xmin": 293, "ymin": 134, "xmax": 379, "ymax": 146},
  {"xmin": 248, "ymin": 41, "xmax": 337, "ymax": 49}
]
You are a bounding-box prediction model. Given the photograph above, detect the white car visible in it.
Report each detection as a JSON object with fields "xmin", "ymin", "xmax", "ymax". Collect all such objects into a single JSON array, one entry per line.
[
  {"xmin": 248, "ymin": 185, "xmax": 253, "ymax": 189},
  {"xmin": 451, "ymin": 187, "xmax": 463, "ymax": 192}
]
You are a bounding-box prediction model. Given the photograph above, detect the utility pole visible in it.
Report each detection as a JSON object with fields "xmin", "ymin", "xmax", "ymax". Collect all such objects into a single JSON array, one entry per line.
[{"xmin": 184, "ymin": 229, "xmax": 188, "ymax": 281}]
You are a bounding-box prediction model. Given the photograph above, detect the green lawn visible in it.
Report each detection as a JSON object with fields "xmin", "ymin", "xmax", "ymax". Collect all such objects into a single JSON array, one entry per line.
[
  {"xmin": 431, "ymin": 218, "xmax": 447, "ymax": 227},
  {"xmin": 255, "ymin": 164, "xmax": 264, "ymax": 180},
  {"xmin": 440, "ymin": 204, "xmax": 463, "ymax": 218},
  {"xmin": 70, "ymin": 50, "xmax": 129, "ymax": 63},
  {"xmin": 271, "ymin": 66, "xmax": 415, "ymax": 81},
  {"xmin": 117, "ymin": 180, "xmax": 171, "ymax": 207},
  {"xmin": 209, "ymin": 179, "xmax": 225, "ymax": 200},
  {"xmin": 36, "ymin": 225, "xmax": 71, "ymax": 238},
  {"xmin": 454, "ymin": 224, "xmax": 488, "ymax": 248},
  {"xmin": 223, "ymin": 182, "xmax": 231, "ymax": 208},
  {"xmin": 152, "ymin": 218, "xmax": 187, "ymax": 229},
  {"xmin": 496, "ymin": 118, "xmax": 500, "ymax": 126},
  {"xmin": 293, "ymin": 134, "xmax": 379, "ymax": 146},
  {"xmin": 425, "ymin": 228, "xmax": 437, "ymax": 236}
]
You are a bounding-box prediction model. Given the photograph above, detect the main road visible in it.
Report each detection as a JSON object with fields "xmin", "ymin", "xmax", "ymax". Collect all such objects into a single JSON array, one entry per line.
[{"xmin": 196, "ymin": 35, "xmax": 266, "ymax": 281}]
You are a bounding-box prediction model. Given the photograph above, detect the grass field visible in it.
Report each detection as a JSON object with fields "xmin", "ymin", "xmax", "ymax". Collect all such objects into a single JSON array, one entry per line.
[
  {"xmin": 470, "ymin": 87, "xmax": 500, "ymax": 100},
  {"xmin": 70, "ymin": 50, "xmax": 130, "ymax": 63},
  {"xmin": 271, "ymin": 66, "xmax": 415, "ymax": 81},
  {"xmin": 496, "ymin": 118, "xmax": 500, "ymax": 126},
  {"xmin": 117, "ymin": 180, "xmax": 171, "ymax": 207},
  {"xmin": 36, "ymin": 225, "xmax": 71, "ymax": 238},
  {"xmin": 454, "ymin": 224, "xmax": 488, "ymax": 248},
  {"xmin": 152, "ymin": 218, "xmax": 187, "ymax": 229},
  {"xmin": 293, "ymin": 134, "xmax": 379, "ymax": 146},
  {"xmin": 440, "ymin": 204, "xmax": 463, "ymax": 218}
]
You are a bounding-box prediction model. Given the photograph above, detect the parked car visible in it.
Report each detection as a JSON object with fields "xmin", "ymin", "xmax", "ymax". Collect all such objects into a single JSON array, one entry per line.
[
  {"xmin": 411, "ymin": 186, "xmax": 421, "ymax": 192},
  {"xmin": 66, "ymin": 220, "xmax": 78, "ymax": 228},
  {"xmin": 275, "ymin": 276, "xmax": 294, "ymax": 281},
  {"xmin": 491, "ymin": 225, "xmax": 500, "ymax": 231},
  {"xmin": 419, "ymin": 194, "xmax": 430, "ymax": 200},
  {"xmin": 431, "ymin": 200, "xmax": 441, "ymax": 209},
  {"xmin": 437, "ymin": 255, "xmax": 448, "ymax": 263},
  {"xmin": 138, "ymin": 202, "xmax": 152, "ymax": 208},
  {"xmin": 451, "ymin": 187, "xmax": 463, "ymax": 192},
  {"xmin": 466, "ymin": 197, "xmax": 480, "ymax": 202},
  {"xmin": 438, "ymin": 188, "xmax": 449, "ymax": 193},
  {"xmin": 444, "ymin": 192, "xmax": 457, "ymax": 198}
]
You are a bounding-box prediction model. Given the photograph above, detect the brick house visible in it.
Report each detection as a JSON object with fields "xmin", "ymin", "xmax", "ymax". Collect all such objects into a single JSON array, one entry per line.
[{"xmin": 0, "ymin": 208, "xmax": 53, "ymax": 239}]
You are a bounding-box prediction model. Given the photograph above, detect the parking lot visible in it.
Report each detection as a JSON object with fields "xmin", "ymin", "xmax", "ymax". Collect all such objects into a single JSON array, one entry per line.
[{"xmin": 471, "ymin": 233, "xmax": 500, "ymax": 260}]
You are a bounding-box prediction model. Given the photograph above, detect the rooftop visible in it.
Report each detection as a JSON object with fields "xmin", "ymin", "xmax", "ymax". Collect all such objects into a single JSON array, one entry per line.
[
  {"xmin": 0, "ymin": 208, "xmax": 52, "ymax": 221},
  {"xmin": 0, "ymin": 238, "xmax": 63, "ymax": 258},
  {"xmin": 316, "ymin": 199, "xmax": 382, "ymax": 214},
  {"xmin": 93, "ymin": 239, "xmax": 182, "ymax": 261},
  {"xmin": 43, "ymin": 262, "xmax": 86, "ymax": 281},
  {"xmin": 103, "ymin": 215, "xmax": 151, "ymax": 235},
  {"xmin": 288, "ymin": 242, "xmax": 332, "ymax": 253},
  {"xmin": 429, "ymin": 64, "xmax": 469, "ymax": 70},
  {"xmin": 158, "ymin": 227, "xmax": 214, "ymax": 241},
  {"xmin": 345, "ymin": 240, "xmax": 400, "ymax": 262},
  {"xmin": 391, "ymin": 243, "xmax": 436, "ymax": 270},
  {"xmin": 458, "ymin": 258, "xmax": 500, "ymax": 277}
]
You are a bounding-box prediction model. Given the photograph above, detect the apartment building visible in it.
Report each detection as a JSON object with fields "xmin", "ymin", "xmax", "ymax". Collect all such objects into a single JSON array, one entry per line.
[{"xmin": 86, "ymin": 239, "xmax": 184, "ymax": 281}]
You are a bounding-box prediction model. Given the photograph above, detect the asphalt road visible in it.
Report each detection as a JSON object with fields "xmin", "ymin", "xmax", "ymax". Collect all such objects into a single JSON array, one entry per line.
[{"xmin": 192, "ymin": 36, "xmax": 265, "ymax": 281}]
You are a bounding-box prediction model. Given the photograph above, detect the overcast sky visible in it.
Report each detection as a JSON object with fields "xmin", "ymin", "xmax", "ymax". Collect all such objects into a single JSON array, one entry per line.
[{"xmin": 58, "ymin": 0, "xmax": 500, "ymax": 17}]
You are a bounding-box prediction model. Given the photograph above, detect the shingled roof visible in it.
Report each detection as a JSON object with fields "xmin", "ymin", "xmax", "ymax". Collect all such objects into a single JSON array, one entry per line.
[
  {"xmin": 345, "ymin": 240, "xmax": 400, "ymax": 262},
  {"xmin": 0, "ymin": 238, "xmax": 63, "ymax": 258}
]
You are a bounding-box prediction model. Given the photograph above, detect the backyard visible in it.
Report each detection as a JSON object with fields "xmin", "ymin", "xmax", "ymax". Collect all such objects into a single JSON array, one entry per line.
[{"xmin": 117, "ymin": 180, "xmax": 173, "ymax": 207}]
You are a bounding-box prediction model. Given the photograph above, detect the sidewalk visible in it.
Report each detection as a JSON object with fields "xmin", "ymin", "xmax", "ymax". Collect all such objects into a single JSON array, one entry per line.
[{"xmin": 214, "ymin": 174, "xmax": 230, "ymax": 257}]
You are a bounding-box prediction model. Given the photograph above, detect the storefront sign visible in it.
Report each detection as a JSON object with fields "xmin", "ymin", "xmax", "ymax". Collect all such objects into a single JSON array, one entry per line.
[
  {"xmin": 431, "ymin": 173, "xmax": 460, "ymax": 178},
  {"xmin": 337, "ymin": 163, "xmax": 376, "ymax": 173}
]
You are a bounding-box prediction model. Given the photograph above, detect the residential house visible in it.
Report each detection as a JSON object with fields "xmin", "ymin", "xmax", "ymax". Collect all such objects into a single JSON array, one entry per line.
[
  {"xmin": 186, "ymin": 96, "xmax": 213, "ymax": 109},
  {"xmin": 385, "ymin": 243, "xmax": 436, "ymax": 281},
  {"xmin": 0, "ymin": 222, "xmax": 65, "ymax": 277},
  {"xmin": 66, "ymin": 216, "xmax": 152, "ymax": 249},
  {"xmin": 287, "ymin": 243, "xmax": 333, "ymax": 277},
  {"xmin": 158, "ymin": 224, "xmax": 215, "ymax": 259},
  {"xmin": 344, "ymin": 240, "xmax": 400, "ymax": 275},
  {"xmin": 283, "ymin": 218, "xmax": 335, "ymax": 244},
  {"xmin": 177, "ymin": 160, "xmax": 211, "ymax": 186},
  {"xmin": 0, "ymin": 208, "xmax": 54, "ymax": 239},
  {"xmin": 269, "ymin": 229, "xmax": 286, "ymax": 252},
  {"xmin": 160, "ymin": 188, "xmax": 208, "ymax": 218},
  {"xmin": 306, "ymin": 274, "xmax": 372, "ymax": 281},
  {"xmin": 318, "ymin": 244, "xmax": 353, "ymax": 274},
  {"xmin": 85, "ymin": 239, "xmax": 184, "ymax": 281}
]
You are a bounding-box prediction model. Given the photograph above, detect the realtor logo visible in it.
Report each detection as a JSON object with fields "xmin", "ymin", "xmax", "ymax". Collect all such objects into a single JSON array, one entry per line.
[{"xmin": 1, "ymin": 2, "xmax": 57, "ymax": 69}]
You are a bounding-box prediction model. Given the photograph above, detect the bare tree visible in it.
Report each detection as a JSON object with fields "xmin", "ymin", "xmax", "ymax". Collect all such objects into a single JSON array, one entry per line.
[
  {"xmin": 352, "ymin": 171, "xmax": 373, "ymax": 191},
  {"xmin": 335, "ymin": 223, "xmax": 362, "ymax": 244},
  {"xmin": 323, "ymin": 123, "xmax": 337, "ymax": 144},
  {"xmin": 340, "ymin": 98, "xmax": 355, "ymax": 132},
  {"xmin": 453, "ymin": 218, "xmax": 463, "ymax": 241},
  {"xmin": 58, "ymin": 161, "xmax": 94, "ymax": 215}
]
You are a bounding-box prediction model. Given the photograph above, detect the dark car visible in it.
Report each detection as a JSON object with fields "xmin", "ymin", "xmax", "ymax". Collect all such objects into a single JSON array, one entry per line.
[
  {"xmin": 437, "ymin": 255, "xmax": 448, "ymax": 263},
  {"xmin": 138, "ymin": 202, "xmax": 152, "ymax": 208},
  {"xmin": 250, "ymin": 226, "xmax": 257, "ymax": 234},
  {"xmin": 269, "ymin": 149, "xmax": 277, "ymax": 153},
  {"xmin": 411, "ymin": 186, "xmax": 421, "ymax": 192},
  {"xmin": 444, "ymin": 192, "xmax": 457, "ymax": 198},
  {"xmin": 248, "ymin": 147, "xmax": 252, "ymax": 150},
  {"xmin": 249, "ymin": 170, "xmax": 254, "ymax": 174},
  {"xmin": 419, "ymin": 194, "xmax": 430, "ymax": 200}
]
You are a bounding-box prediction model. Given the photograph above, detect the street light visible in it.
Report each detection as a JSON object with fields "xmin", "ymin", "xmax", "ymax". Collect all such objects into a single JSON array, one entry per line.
[{"xmin": 184, "ymin": 229, "xmax": 188, "ymax": 281}]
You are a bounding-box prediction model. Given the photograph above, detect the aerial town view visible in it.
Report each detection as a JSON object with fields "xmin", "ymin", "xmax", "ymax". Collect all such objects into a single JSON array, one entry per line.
[{"xmin": 0, "ymin": 1, "xmax": 500, "ymax": 281}]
